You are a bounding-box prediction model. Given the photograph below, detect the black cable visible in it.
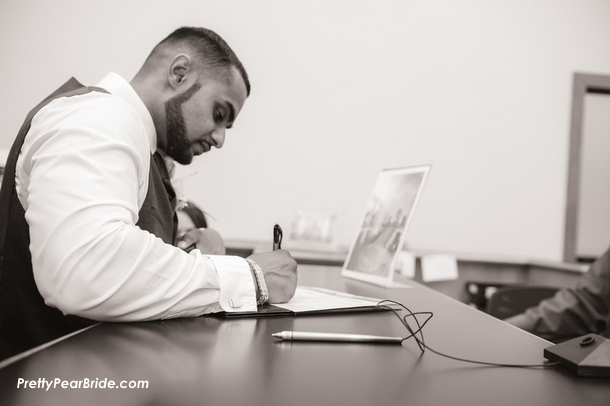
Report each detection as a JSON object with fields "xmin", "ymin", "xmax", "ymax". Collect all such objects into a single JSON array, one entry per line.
[{"xmin": 376, "ymin": 299, "xmax": 560, "ymax": 369}]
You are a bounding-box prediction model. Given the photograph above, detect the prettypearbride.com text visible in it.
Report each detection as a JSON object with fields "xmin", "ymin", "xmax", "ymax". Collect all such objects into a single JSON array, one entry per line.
[{"xmin": 17, "ymin": 377, "xmax": 148, "ymax": 390}]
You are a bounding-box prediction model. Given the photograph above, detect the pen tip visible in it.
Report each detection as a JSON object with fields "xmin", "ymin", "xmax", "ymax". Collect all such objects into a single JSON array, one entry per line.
[{"xmin": 272, "ymin": 333, "xmax": 280, "ymax": 339}]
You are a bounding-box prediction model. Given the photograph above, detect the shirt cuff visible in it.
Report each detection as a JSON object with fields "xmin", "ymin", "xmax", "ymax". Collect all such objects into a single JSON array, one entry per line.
[{"xmin": 207, "ymin": 255, "xmax": 257, "ymax": 313}]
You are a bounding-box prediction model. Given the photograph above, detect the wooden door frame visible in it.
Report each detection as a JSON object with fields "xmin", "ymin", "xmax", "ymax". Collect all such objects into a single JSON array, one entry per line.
[{"xmin": 564, "ymin": 72, "xmax": 610, "ymax": 262}]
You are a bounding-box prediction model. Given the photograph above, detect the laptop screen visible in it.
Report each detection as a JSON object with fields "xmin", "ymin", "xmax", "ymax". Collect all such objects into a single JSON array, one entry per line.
[{"xmin": 342, "ymin": 165, "xmax": 430, "ymax": 287}]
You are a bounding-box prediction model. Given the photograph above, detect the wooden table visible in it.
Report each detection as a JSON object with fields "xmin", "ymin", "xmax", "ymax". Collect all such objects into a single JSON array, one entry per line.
[{"xmin": 1, "ymin": 265, "xmax": 608, "ymax": 405}]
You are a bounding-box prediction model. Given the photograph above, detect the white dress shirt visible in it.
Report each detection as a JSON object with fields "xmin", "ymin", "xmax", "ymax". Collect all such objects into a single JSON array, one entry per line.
[{"xmin": 14, "ymin": 73, "xmax": 257, "ymax": 321}]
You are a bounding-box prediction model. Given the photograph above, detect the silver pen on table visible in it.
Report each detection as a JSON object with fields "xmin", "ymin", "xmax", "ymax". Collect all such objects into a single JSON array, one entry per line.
[{"xmin": 271, "ymin": 331, "xmax": 403, "ymax": 344}]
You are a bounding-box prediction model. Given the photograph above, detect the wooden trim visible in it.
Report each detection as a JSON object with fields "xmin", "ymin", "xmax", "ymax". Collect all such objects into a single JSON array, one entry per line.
[{"xmin": 564, "ymin": 73, "xmax": 610, "ymax": 262}]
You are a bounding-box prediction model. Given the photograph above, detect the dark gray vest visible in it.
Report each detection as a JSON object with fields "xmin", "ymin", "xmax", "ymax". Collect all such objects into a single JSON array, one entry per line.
[{"xmin": 0, "ymin": 78, "xmax": 177, "ymax": 360}]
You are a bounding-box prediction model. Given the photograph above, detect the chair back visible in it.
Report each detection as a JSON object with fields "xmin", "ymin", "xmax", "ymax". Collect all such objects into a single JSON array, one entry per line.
[{"xmin": 486, "ymin": 286, "xmax": 559, "ymax": 319}]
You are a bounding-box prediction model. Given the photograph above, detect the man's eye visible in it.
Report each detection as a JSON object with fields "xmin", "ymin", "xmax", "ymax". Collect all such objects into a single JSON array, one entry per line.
[{"xmin": 214, "ymin": 109, "xmax": 223, "ymax": 122}]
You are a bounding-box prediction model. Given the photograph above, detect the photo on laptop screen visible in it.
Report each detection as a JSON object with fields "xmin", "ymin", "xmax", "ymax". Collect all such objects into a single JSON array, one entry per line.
[{"xmin": 341, "ymin": 165, "xmax": 431, "ymax": 287}]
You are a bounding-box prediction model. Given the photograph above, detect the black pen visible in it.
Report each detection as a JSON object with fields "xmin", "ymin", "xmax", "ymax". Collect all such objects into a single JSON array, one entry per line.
[{"xmin": 273, "ymin": 224, "xmax": 283, "ymax": 250}]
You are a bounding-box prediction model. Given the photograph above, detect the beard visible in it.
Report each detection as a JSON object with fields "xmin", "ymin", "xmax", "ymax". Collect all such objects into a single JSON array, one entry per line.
[{"xmin": 164, "ymin": 82, "xmax": 202, "ymax": 165}]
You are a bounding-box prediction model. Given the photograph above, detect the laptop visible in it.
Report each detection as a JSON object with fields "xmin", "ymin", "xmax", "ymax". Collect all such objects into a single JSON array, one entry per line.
[{"xmin": 341, "ymin": 165, "xmax": 431, "ymax": 287}]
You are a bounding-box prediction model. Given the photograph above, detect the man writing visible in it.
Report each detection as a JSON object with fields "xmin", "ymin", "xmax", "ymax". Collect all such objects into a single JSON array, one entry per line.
[{"xmin": 0, "ymin": 27, "xmax": 297, "ymax": 360}]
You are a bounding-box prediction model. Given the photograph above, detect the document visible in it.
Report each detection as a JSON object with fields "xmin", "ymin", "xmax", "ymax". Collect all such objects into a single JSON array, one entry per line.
[
  {"xmin": 421, "ymin": 254, "xmax": 459, "ymax": 282},
  {"xmin": 224, "ymin": 286, "xmax": 387, "ymax": 318}
]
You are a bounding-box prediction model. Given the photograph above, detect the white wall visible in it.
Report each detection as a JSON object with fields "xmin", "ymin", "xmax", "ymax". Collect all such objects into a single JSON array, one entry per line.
[
  {"xmin": 2, "ymin": 0, "xmax": 610, "ymax": 260},
  {"xmin": 577, "ymin": 93, "xmax": 610, "ymax": 258}
]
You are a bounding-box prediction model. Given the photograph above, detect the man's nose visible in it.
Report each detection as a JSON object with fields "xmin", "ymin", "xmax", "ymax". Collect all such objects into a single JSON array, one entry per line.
[{"xmin": 211, "ymin": 127, "xmax": 225, "ymax": 149}]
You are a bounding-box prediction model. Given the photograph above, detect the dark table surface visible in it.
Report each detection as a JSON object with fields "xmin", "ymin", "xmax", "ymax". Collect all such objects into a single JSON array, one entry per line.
[{"xmin": 1, "ymin": 265, "xmax": 609, "ymax": 406}]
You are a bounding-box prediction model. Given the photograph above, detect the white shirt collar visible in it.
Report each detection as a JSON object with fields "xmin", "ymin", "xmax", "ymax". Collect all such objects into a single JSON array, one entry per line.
[{"xmin": 96, "ymin": 72, "xmax": 157, "ymax": 154}]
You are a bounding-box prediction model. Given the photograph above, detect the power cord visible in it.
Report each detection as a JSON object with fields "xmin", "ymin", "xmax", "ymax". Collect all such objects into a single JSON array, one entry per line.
[{"xmin": 376, "ymin": 299, "xmax": 560, "ymax": 369}]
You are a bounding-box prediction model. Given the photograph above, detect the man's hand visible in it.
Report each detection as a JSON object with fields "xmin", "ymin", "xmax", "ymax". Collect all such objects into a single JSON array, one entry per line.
[
  {"xmin": 177, "ymin": 228, "xmax": 226, "ymax": 255},
  {"xmin": 248, "ymin": 250, "xmax": 298, "ymax": 304}
]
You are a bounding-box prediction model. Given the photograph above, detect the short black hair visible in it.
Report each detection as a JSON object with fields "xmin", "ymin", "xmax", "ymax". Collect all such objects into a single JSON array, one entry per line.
[
  {"xmin": 153, "ymin": 26, "xmax": 250, "ymax": 96},
  {"xmin": 179, "ymin": 201, "xmax": 208, "ymax": 228}
]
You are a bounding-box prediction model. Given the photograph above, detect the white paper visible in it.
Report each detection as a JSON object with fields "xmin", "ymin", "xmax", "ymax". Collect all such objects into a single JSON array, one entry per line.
[
  {"xmin": 272, "ymin": 287, "xmax": 382, "ymax": 312},
  {"xmin": 420, "ymin": 254, "xmax": 459, "ymax": 282},
  {"xmin": 395, "ymin": 251, "xmax": 416, "ymax": 278}
]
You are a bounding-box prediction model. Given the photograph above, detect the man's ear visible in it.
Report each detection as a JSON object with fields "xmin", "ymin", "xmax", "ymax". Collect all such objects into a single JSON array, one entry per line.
[{"xmin": 168, "ymin": 54, "xmax": 193, "ymax": 90}]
